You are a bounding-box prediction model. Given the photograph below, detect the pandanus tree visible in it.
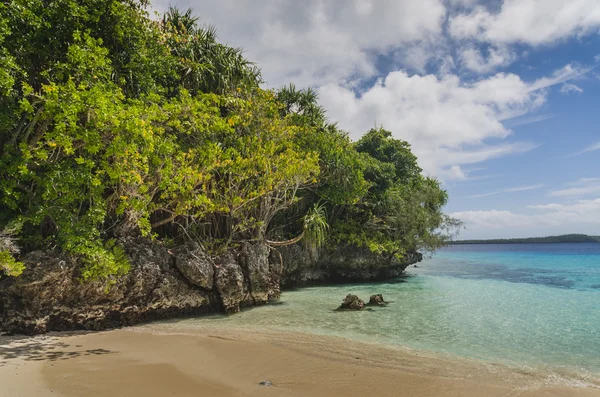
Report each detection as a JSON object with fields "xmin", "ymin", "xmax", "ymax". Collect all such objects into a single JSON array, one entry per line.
[{"xmin": 161, "ymin": 6, "xmax": 261, "ymax": 96}]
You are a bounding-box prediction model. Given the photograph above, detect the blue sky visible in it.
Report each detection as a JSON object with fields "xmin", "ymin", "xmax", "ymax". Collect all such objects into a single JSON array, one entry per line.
[{"xmin": 154, "ymin": 0, "xmax": 600, "ymax": 239}]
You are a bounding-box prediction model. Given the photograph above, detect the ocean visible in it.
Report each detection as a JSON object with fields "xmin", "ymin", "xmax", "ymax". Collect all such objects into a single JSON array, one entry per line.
[{"xmin": 156, "ymin": 243, "xmax": 600, "ymax": 383}]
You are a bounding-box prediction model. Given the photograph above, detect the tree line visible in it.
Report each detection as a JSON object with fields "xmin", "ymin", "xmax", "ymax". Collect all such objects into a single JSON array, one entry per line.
[{"xmin": 451, "ymin": 234, "xmax": 600, "ymax": 245}]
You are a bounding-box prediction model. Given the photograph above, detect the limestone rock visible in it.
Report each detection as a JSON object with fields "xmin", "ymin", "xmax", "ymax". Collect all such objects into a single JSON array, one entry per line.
[
  {"xmin": 240, "ymin": 242, "xmax": 280, "ymax": 304},
  {"xmin": 280, "ymin": 244, "xmax": 422, "ymax": 288},
  {"xmin": 368, "ymin": 294, "xmax": 385, "ymax": 306},
  {"xmin": 214, "ymin": 253, "xmax": 248, "ymax": 313},
  {"xmin": 173, "ymin": 242, "xmax": 214, "ymax": 291},
  {"xmin": 337, "ymin": 294, "xmax": 365, "ymax": 311},
  {"xmin": 0, "ymin": 239, "xmax": 219, "ymax": 335}
]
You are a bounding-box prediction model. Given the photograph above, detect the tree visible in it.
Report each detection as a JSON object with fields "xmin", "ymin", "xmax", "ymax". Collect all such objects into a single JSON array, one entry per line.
[
  {"xmin": 161, "ymin": 6, "xmax": 261, "ymax": 96},
  {"xmin": 0, "ymin": 2, "xmax": 458, "ymax": 283}
]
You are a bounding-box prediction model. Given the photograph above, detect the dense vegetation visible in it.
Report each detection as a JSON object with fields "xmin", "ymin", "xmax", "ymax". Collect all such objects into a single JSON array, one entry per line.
[
  {"xmin": 452, "ymin": 234, "xmax": 600, "ymax": 245},
  {"xmin": 0, "ymin": 0, "xmax": 460, "ymax": 281}
]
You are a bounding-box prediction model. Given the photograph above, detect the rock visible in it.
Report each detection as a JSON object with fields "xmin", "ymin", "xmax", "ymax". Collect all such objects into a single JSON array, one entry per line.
[
  {"xmin": 368, "ymin": 294, "xmax": 385, "ymax": 306},
  {"xmin": 337, "ymin": 294, "xmax": 365, "ymax": 311},
  {"xmin": 279, "ymin": 244, "xmax": 423, "ymax": 288},
  {"xmin": 259, "ymin": 381, "xmax": 273, "ymax": 387},
  {"xmin": 172, "ymin": 242, "xmax": 214, "ymax": 290},
  {"xmin": 240, "ymin": 242, "xmax": 279, "ymax": 304},
  {"xmin": 0, "ymin": 239, "xmax": 280, "ymax": 335},
  {"xmin": 214, "ymin": 253, "xmax": 250, "ymax": 313},
  {"xmin": 0, "ymin": 239, "xmax": 218, "ymax": 335}
]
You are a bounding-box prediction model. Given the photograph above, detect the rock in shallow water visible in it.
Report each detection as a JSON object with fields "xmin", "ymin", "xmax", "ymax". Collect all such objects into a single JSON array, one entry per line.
[
  {"xmin": 337, "ymin": 294, "xmax": 365, "ymax": 311},
  {"xmin": 368, "ymin": 294, "xmax": 385, "ymax": 306},
  {"xmin": 259, "ymin": 381, "xmax": 273, "ymax": 386}
]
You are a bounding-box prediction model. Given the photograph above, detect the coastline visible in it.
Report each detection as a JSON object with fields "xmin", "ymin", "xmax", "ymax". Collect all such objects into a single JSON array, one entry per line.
[{"xmin": 1, "ymin": 324, "xmax": 599, "ymax": 397}]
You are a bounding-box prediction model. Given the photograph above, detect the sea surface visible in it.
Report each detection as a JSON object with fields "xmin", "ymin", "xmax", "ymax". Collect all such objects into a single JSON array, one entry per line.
[{"xmin": 158, "ymin": 243, "xmax": 600, "ymax": 383}]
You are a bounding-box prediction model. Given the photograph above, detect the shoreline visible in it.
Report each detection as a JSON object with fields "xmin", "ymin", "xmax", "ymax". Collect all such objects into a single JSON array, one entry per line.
[{"xmin": 2, "ymin": 323, "xmax": 599, "ymax": 397}]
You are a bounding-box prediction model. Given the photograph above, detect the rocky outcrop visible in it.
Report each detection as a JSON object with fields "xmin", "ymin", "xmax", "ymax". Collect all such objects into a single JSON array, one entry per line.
[
  {"xmin": 0, "ymin": 239, "xmax": 280, "ymax": 335},
  {"xmin": 278, "ymin": 244, "xmax": 422, "ymax": 288},
  {"xmin": 337, "ymin": 294, "xmax": 365, "ymax": 311},
  {"xmin": 0, "ymin": 237, "xmax": 421, "ymax": 335},
  {"xmin": 368, "ymin": 294, "xmax": 385, "ymax": 306}
]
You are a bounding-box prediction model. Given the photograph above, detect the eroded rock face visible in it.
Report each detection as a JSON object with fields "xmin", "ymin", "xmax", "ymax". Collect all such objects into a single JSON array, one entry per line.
[
  {"xmin": 0, "ymin": 239, "xmax": 280, "ymax": 335},
  {"xmin": 279, "ymin": 244, "xmax": 423, "ymax": 288},
  {"xmin": 337, "ymin": 294, "xmax": 365, "ymax": 311},
  {"xmin": 214, "ymin": 253, "xmax": 249, "ymax": 313},
  {"xmin": 240, "ymin": 242, "xmax": 280, "ymax": 304},
  {"xmin": 173, "ymin": 242, "xmax": 214, "ymax": 291}
]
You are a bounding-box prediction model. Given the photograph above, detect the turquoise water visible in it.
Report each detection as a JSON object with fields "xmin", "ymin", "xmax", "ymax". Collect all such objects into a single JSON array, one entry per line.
[{"xmin": 166, "ymin": 243, "xmax": 600, "ymax": 378}]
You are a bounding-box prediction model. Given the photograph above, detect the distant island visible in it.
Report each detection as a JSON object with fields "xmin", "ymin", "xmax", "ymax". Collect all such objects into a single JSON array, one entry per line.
[{"xmin": 450, "ymin": 234, "xmax": 600, "ymax": 245}]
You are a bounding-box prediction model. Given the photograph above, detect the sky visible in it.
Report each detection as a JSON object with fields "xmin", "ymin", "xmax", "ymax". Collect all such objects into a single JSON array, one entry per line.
[{"xmin": 153, "ymin": 0, "xmax": 600, "ymax": 239}]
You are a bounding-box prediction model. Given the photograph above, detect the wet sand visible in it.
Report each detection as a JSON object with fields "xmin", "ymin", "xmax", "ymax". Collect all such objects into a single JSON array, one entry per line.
[{"xmin": 1, "ymin": 324, "xmax": 599, "ymax": 397}]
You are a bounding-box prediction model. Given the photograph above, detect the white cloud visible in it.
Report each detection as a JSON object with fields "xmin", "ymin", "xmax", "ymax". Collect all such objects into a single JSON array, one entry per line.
[
  {"xmin": 550, "ymin": 178, "xmax": 600, "ymax": 197},
  {"xmin": 151, "ymin": 0, "xmax": 597, "ymax": 185},
  {"xmin": 440, "ymin": 165, "xmax": 468, "ymax": 181},
  {"xmin": 460, "ymin": 46, "xmax": 515, "ymax": 73},
  {"xmin": 152, "ymin": 0, "xmax": 447, "ymax": 88},
  {"xmin": 449, "ymin": 0, "xmax": 600, "ymax": 46},
  {"xmin": 452, "ymin": 198, "xmax": 600, "ymax": 237},
  {"xmin": 528, "ymin": 199, "xmax": 600, "ymax": 215},
  {"xmin": 468, "ymin": 184, "xmax": 545, "ymax": 198},
  {"xmin": 399, "ymin": 46, "xmax": 433, "ymax": 73},
  {"xmin": 508, "ymin": 114, "xmax": 554, "ymax": 127},
  {"xmin": 528, "ymin": 64, "xmax": 592, "ymax": 92},
  {"xmin": 573, "ymin": 141, "xmax": 600, "ymax": 156},
  {"xmin": 319, "ymin": 63, "xmax": 585, "ymax": 178},
  {"xmin": 560, "ymin": 83, "xmax": 584, "ymax": 94}
]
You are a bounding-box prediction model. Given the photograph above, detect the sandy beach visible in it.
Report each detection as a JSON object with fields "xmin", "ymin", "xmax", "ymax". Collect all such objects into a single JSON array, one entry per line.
[{"xmin": 1, "ymin": 324, "xmax": 599, "ymax": 397}]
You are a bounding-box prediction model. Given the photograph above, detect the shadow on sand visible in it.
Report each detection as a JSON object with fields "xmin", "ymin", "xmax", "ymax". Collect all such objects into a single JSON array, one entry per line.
[{"xmin": 0, "ymin": 336, "xmax": 114, "ymax": 364}]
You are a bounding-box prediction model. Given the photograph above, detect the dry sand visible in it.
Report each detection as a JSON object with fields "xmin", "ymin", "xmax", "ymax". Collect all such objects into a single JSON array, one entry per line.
[{"xmin": 1, "ymin": 323, "xmax": 599, "ymax": 397}]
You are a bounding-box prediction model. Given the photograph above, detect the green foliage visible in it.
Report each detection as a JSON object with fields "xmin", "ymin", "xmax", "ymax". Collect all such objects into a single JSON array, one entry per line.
[
  {"xmin": 0, "ymin": 225, "xmax": 24, "ymax": 277},
  {"xmin": 276, "ymin": 85, "xmax": 369, "ymax": 205},
  {"xmin": 79, "ymin": 239, "xmax": 129, "ymax": 282},
  {"xmin": 328, "ymin": 131, "xmax": 461, "ymax": 257},
  {"xmin": 355, "ymin": 127, "xmax": 422, "ymax": 198},
  {"xmin": 302, "ymin": 203, "xmax": 329, "ymax": 253},
  {"xmin": 161, "ymin": 6, "xmax": 261, "ymax": 96},
  {"xmin": 0, "ymin": 1, "xmax": 459, "ymax": 283},
  {"xmin": 0, "ymin": 250, "xmax": 25, "ymax": 277}
]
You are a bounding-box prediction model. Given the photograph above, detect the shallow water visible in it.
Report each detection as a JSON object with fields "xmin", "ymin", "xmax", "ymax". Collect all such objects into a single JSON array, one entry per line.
[{"xmin": 161, "ymin": 243, "xmax": 600, "ymax": 381}]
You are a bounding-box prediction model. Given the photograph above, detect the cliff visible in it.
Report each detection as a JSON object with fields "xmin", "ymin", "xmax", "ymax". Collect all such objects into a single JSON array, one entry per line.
[{"xmin": 0, "ymin": 240, "xmax": 421, "ymax": 335}]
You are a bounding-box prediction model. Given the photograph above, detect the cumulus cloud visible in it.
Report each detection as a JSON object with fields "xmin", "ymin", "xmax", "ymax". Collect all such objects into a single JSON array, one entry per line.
[
  {"xmin": 318, "ymin": 63, "xmax": 587, "ymax": 178},
  {"xmin": 440, "ymin": 165, "xmax": 468, "ymax": 181},
  {"xmin": 152, "ymin": 0, "xmax": 596, "ymax": 184},
  {"xmin": 152, "ymin": 0, "xmax": 446, "ymax": 87},
  {"xmin": 459, "ymin": 46, "xmax": 516, "ymax": 73},
  {"xmin": 448, "ymin": 0, "xmax": 600, "ymax": 46}
]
